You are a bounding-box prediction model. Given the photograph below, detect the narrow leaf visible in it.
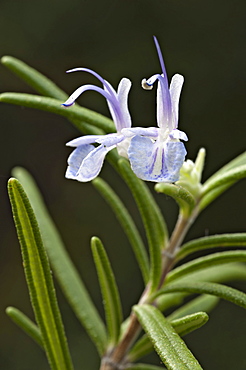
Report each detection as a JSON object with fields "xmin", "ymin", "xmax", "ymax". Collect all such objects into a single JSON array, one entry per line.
[
  {"xmin": 201, "ymin": 165, "xmax": 246, "ymax": 197},
  {"xmin": 199, "ymin": 181, "xmax": 234, "ymax": 211},
  {"xmin": 8, "ymin": 178, "xmax": 74, "ymax": 370},
  {"xmin": 166, "ymin": 250, "xmax": 246, "ymax": 285},
  {"xmin": 0, "ymin": 92, "xmax": 114, "ymax": 133},
  {"xmin": 133, "ymin": 304, "xmax": 203, "ymax": 370},
  {"xmin": 176, "ymin": 233, "xmax": 246, "ymax": 262},
  {"xmin": 118, "ymin": 159, "xmax": 168, "ymax": 292},
  {"xmin": 198, "ymin": 151, "xmax": 246, "ymax": 210},
  {"xmin": 91, "ymin": 237, "xmax": 123, "ymax": 346},
  {"xmin": 125, "ymin": 364, "xmax": 166, "ymax": 370},
  {"xmin": 1, "ymin": 55, "xmax": 68, "ymax": 100},
  {"xmin": 167, "ymin": 295, "xmax": 219, "ymax": 321},
  {"xmin": 6, "ymin": 306, "xmax": 43, "ymax": 348},
  {"xmin": 125, "ymin": 364, "xmax": 166, "ymax": 369},
  {"xmin": 203, "ymin": 151, "xmax": 246, "ymax": 184},
  {"xmin": 184, "ymin": 263, "xmax": 246, "ymax": 284},
  {"xmin": 12, "ymin": 167, "xmax": 107, "ymax": 355},
  {"xmin": 92, "ymin": 177, "xmax": 149, "ymax": 283},
  {"xmin": 156, "ymin": 264, "xmax": 246, "ymax": 312},
  {"xmin": 128, "ymin": 312, "xmax": 208, "ymax": 362},
  {"xmin": 158, "ymin": 293, "xmax": 188, "ymax": 313},
  {"xmin": 154, "ymin": 281, "xmax": 246, "ymax": 310},
  {"xmin": 171, "ymin": 312, "xmax": 208, "ymax": 337},
  {"xmin": 155, "ymin": 183, "xmax": 196, "ymax": 217}
]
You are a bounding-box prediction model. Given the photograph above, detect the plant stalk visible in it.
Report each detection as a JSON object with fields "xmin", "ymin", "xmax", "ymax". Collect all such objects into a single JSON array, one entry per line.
[{"xmin": 100, "ymin": 205, "xmax": 200, "ymax": 369}]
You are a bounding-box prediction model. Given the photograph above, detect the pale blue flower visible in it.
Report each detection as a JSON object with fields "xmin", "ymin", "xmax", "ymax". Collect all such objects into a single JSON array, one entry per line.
[
  {"xmin": 62, "ymin": 68, "xmax": 132, "ymax": 182},
  {"xmin": 122, "ymin": 37, "xmax": 188, "ymax": 183}
]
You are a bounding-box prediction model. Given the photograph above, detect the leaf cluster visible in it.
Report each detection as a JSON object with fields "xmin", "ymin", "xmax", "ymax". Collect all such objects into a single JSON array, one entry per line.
[{"xmin": 2, "ymin": 56, "xmax": 246, "ymax": 370}]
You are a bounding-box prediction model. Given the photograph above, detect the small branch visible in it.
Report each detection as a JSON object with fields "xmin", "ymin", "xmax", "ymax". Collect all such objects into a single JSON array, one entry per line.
[
  {"xmin": 100, "ymin": 205, "xmax": 200, "ymax": 369},
  {"xmin": 159, "ymin": 206, "xmax": 200, "ymax": 287}
]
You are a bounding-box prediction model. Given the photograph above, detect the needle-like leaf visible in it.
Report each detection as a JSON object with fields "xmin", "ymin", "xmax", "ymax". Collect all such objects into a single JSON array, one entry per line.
[
  {"xmin": 91, "ymin": 237, "xmax": 123, "ymax": 346},
  {"xmin": 176, "ymin": 233, "xmax": 246, "ymax": 262},
  {"xmin": 12, "ymin": 167, "xmax": 107, "ymax": 355},
  {"xmin": 133, "ymin": 304, "xmax": 203, "ymax": 370},
  {"xmin": 8, "ymin": 178, "xmax": 74, "ymax": 370},
  {"xmin": 92, "ymin": 177, "xmax": 149, "ymax": 284},
  {"xmin": 6, "ymin": 306, "xmax": 43, "ymax": 348},
  {"xmin": 118, "ymin": 159, "xmax": 168, "ymax": 292}
]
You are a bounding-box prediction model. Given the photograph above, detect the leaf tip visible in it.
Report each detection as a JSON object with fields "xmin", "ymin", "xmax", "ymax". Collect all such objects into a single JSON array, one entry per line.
[
  {"xmin": 5, "ymin": 306, "xmax": 14, "ymax": 315},
  {"xmin": 1, "ymin": 55, "xmax": 10, "ymax": 65}
]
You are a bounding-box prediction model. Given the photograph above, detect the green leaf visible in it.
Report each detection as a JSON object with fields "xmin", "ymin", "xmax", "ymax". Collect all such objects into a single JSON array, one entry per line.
[
  {"xmin": 0, "ymin": 92, "xmax": 114, "ymax": 133},
  {"xmin": 125, "ymin": 364, "xmax": 166, "ymax": 370},
  {"xmin": 203, "ymin": 151, "xmax": 246, "ymax": 184},
  {"xmin": 91, "ymin": 237, "xmax": 123, "ymax": 346},
  {"xmin": 156, "ymin": 263, "xmax": 246, "ymax": 313},
  {"xmin": 133, "ymin": 304, "xmax": 203, "ymax": 370},
  {"xmin": 176, "ymin": 233, "xmax": 246, "ymax": 262},
  {"xmin": 199, "ymin": 151, "xmax": 246, "ymax": 210},
  {"xmin": 199, "ymin": 182, "xmax": 234, "ymax": 211},
  {"xmin": 92, "ymin": 177, "xmax": 149, "ymax": 284},
  {"xmin": 128, "ymin": 311, "xmax": 208, "ymax": 362},
  {"xmin": 156, "ymin": 293, "xmax": 188, "ymax": 313},
  {"xmin": 155, "ymin": 183, "xmax": 196, "ymax": 217},
  {"xmin": 202, "ymin": 165, "xmax": 246, "ymax": 196},
  {"xmin": 6, "ymin": 306, "xmax": 43, "ymax": 348},
  {"xmin": 171, "ymin": 312, "xmax": 208, "ymax": 337},
  {"xmin": 1, "ymin": 55, "xmax": 68, "ymax": 100},
  {"xmin": 166, "ymin": 250, "xmax": 246, "ymax": 285},
  {"xmin": 118, "ymin": 159, "xmax": 168, "ymax": 292},
  {"xmin": 125, "ymin": 364, "xmax": 167, "ymax": 369},
  {"xmin": 8, "ymin": 178, "xmax": 74, "ymax": 370},
  {"xmin": 154, "ymin": 281, "xmax": 246, "ymax": 310},
  {"xmin": 167, "ymin": 295, "xmax": 219, "ymax": 321},
  {"xmin": 12, "ymin": 167, "xmax": 107, "ymax": 355}
]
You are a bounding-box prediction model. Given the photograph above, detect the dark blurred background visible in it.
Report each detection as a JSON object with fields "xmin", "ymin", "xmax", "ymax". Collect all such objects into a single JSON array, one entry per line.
[{"xmin": 0, "ymin": 0, "xmax": 246, "ymax": 369}]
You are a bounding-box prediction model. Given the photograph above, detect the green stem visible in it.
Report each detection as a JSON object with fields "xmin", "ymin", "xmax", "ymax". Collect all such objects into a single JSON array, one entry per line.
[{"xmin": 99, "ymin": 203, "xmax": 200, "ymax": 369}]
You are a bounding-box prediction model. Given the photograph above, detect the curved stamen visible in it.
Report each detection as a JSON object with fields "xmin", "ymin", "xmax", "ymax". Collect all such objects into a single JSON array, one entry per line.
[
  {"xmin": 66, "ymin": 67, "xmax": 117, "ymax": 98},
  {"xmin": 62, "ymin": 84, "xmax": 115, "ymax": 107}
]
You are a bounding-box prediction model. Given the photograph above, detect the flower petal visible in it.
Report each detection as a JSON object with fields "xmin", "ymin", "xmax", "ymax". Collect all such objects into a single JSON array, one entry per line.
[
  {"xmin": 128, "ymin": 136, "xmax": 186, "ymax": 182},
  {"xmin": 76, "ymin": 144, "xmax": 114, "ymax": 181},
  {"xmin": 65, "ymin": 144, "xmax": 94, "ymax": 179},
  {"xmin": 169, "ymin": 74, "xmax": 184, "ymax": 128},
  {"xmin": 104, "ymin": 78, "xmax": 132, "ymax": 132},
  {"xmin": 121, "ymin": 127, "xmax": 159, "ymax": 138},
  {"xmin": 169, "ymin": 129, "xmax": 188, "ymax": 141},
  {"xmin": 116, "ymin": 78, "xmax": 132, "ymax": 130},
  {"xmin": 66, "ymin": 135, "xmax": 105, "ymax": 147},
  {"xmin": 66, "ymin": 144, "xmax": 114, "ymax": 182},
  {"xmin": 95, "ymin": 133, "xmax": 124, "ymax": 146}
]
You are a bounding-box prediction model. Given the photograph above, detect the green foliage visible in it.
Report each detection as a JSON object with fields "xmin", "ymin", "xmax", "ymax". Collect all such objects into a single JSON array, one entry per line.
[
  {"xmin": 1, "ymin": 55, "xmax": 68, "ymax": 100},
  {"xmin": 91, "ymin": 237, "xmax": 123, "ymax": 346},
  {"xmin": 8, "ymin": 178, "xmax": 74, "ymax": 370},
  {"xmin": 154, "ymin": 281, "xmax": 246, "ymax": 310},
  {"xmin": 155, "ymin": 183, "xmax": 196, "ymax": 218},
  {"xmin": 176, "ymin": 233, "xmax": 246, "ymax": 261},
  {"xmin": 199, "ymin": 151, "xmax": 246, "ymax": 210},
  {"xmin": 6, "ymin": 307, "xmax": 43, "ymax": 348},
  {"xmin": 12, "ymin": 167, "xmax": 107, "ymax": 355},
  {"xmin": 128, "ymin": 311, "xmax": 208, "ymax": 362},
  {"xmin": 118, "ymin": 159, "xmax": 168, "ymax": 292},
  {"xmin": 92, "ymin": 177, "xmax": 149, "ymax": 283},
  {"xmin": 3, "ymin": 56, "xmax": 246, "ymax": 370},
  {"xmin": 167, "ymin": 250, "xmax": 246, "ymax": 284},
  {"xmin": 133, "ymin": 305, "xmax": 203, "ymax": 370},
  {"xmin": 0, "ymin": 92, "xmax": 111, "ymax": 134}
]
